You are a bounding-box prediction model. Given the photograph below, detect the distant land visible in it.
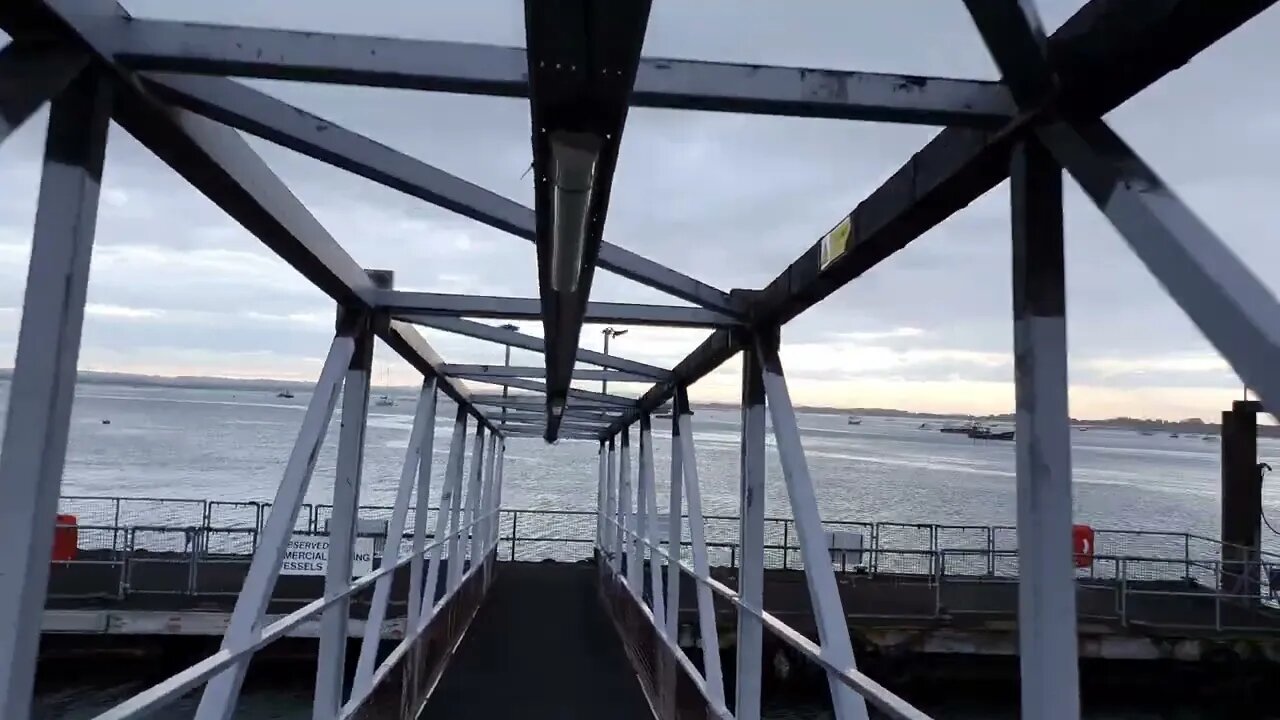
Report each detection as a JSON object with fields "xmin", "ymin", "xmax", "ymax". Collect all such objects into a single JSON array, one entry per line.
[{"xmin": 0, "ymin": 369, "xmax": 1268, "ymax": 437}]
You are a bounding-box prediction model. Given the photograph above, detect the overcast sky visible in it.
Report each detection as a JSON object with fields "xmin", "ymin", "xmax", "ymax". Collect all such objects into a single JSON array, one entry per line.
[{"xmin": 1, "ymin": 1, "xmax": 1277, "ymax": 420}]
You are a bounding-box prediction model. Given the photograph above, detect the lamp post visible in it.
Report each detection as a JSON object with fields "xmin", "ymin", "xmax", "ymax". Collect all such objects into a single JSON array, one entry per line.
[
  {"xmin": 500, "ymin": 324, "xmax": 519, "ymax": 427},
  {"xmin": 601, "ymin": 327, "xmax": 628, "ymax": 396}
]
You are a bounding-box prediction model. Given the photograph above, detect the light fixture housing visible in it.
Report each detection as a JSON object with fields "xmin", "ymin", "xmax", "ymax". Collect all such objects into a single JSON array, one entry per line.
[{"xmin": 549, "ymin": 131, "xmax": 603, "ymax": 293}]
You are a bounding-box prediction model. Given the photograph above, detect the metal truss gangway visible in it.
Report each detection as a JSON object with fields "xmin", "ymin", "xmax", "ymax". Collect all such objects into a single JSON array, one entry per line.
[{"xmin": 1, "ymin": 1, "xmax": 1278, "ymax": 719}]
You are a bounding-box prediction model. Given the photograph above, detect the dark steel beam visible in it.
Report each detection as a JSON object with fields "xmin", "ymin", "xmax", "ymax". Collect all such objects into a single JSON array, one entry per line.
[
  {"xmin": 441, "ymin": 364, "xmax": 654, "ymax": 383},
  {"xmin": 524, "ymin": 0, "xmax": 653, "ymax": 440},
  {"xmin": 381, "ymin": 290, "xmax": 738, "ymax": 328},
  {"xmin": 601, "ymin": 0, "xmax": 1277, "ymax": 438},
  {"xmin": 0, "ymin": 38, "xmax": 88, "ymax": 145},
  {"xmin": 469, "ymin": 394, "xmax": 627, "ymax": 412},
  {"xmin": 405, "ymin": 316, "xmax": 671, "ymax": 380},
  {"xmin": 962, "ymin": 0, "xmax": 1055, "ymax": 105},
  {"xmin": 139, "ymin": 72, "xmax": 737, "ymax": 314},
  {"xmin": 107, "ymin": 19, "xmax": 1013, "ymax": 127}
]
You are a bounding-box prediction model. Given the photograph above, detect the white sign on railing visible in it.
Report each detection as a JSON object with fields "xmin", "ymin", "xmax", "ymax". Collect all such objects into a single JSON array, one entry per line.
[{"xmin": 281, "ymin": 533, "xmax": 375, "ymax": 577}]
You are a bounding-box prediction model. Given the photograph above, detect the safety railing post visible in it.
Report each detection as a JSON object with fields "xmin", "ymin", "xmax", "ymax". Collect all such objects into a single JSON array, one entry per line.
[
  {"xmin": 755, "ymin": 333, "xmax": 870, "ymax": 720},
  {"xmin": 407, "ymin": 379, "xmax": 440, "ymax": 632},
  {"xmin": 353, "ymin": 377, "xmax": 437, "ymax": 698},
  {"xmin": 638, "ymin": 414, "xmax": 666, "ymax": 624},
  {"xmin": 193, "ymin": 335, "xmax": 353, "ymax": 720},
  {"xmin": 737, "ymin": 340, "xmax": 767, "ymax": 720},
  {"xmin": 510, "ymin": 511, "xmax": 518, "ymax": 561},
  {"xmin": 445, "ymin": 408, "xmax": 470, "ymax": 591},
  {"xmin": 0, "ymin": 69, "xmax": 111, "ymax": 720},
  {"xmin": 313, "ymin": 293, "xmax": 376, "ymax": 720},
  {"xmin": 619, "ymin": 427, "xmax": 634, "ymax": 585},
  {"xmin": 492, "ymin": 441, "xmax": 506, "ymax": 549},
  {"xmin": 420, "ymin": 406, "xmax": 468, "ymax": 633},
  {"xmin": 1010, "ymin": 138, "xmax": 1079, "ymax": 720},
  {"xmin": 674, "ymin": 388, "xmax": 726, "ymax": 705}
]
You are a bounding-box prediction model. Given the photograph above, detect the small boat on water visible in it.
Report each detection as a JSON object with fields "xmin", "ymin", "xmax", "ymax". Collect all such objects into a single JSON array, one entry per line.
[
  {"xmin": 968, "ymin": 426, "xmax": 1014, "ymax": 441},
  {"xmin": 276, "ymin": 390, "xmax": 294, "ymax": 399},
  {"xmin": 940, "ymin": 422, "xmax": 977, "ymax": 434},
  {"xmin": 1169, "ymin": 433, "xmax": 1179, "ymax": 438},
  {"xmin": 375, "ymin": 395, "xmax": 395, "ymax": 407},
  {"xmin": 1140, "ymin": 430, "xmax": 1155, "ymax": 436},
  {"xmin": 847, "ymin": 417, "xmax": 862, "ymax": 426}
]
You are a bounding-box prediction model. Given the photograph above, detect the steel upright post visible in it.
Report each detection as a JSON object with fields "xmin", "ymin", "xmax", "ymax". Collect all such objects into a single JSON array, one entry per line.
[
  {"xmin": 606, "ymin": 436, "xmax": 620, "ymax": 573},
  {"xmin": 352, "ymin": 376, "xmax": 437, "ymax": 696},
  {"xmin": 756, "ymin": 333, "xmax": 870, "ymax": 720},
  {"xmin": 737, "ymin": 343, "xmax": 767, "ymax": 720},
  {"xmin": 492, "ymin": 440, "xmax": 506, "ymax": 547},
  {"xmin": 621, "ymin": 427, "xmax": 641, "ymax": 590},
  {"xmin": 1011, "ymin": 138, "xmax": 1080, "ymax": 720},
  {"xmin": 407, "ymin": 378, "xmax": 440, "ymax": 631},
  {"xmin": 597, "ymin": 441, "xmax": 608, "ymax": 551},
  {"xmin": 463, "ymin": 424, "xmax": 486, "ymax": 574},
  {"xmin": 663, "ymin": 410, "xmax": 684, "ymax": 718},
  {"xmin": 422, "ymin": 405, "xmax": 468, "ymax": 630},
  {"xmin": 313, "ymin": 297, "xmax": 375, "ymax": 720},
  {"xmin": 638, "ymin": 414, "xmax": 665, "ymax": 622},
  {"xmin": 477, "ymin": 431, "xmax": 498, "ymax": 560},
  {"xmin": 674, "ymin": 389, "xmax": 725, "ymax": 704},
  {"xmin": 445, "ymin": 409, "xmax": 471, "ymax": 590},
  {"xmin": 0, "ymin": 71, "xmax": 109, "ymax": 720}
]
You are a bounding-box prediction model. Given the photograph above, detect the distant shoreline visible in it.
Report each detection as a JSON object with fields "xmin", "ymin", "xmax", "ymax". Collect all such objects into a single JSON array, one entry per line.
[{"xmin": 0, "ymin": 368, "xmax": 1263, "ymax": 436}]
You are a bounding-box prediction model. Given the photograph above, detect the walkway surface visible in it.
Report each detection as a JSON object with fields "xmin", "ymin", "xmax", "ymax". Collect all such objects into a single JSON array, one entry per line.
[{"xmin": 422, "ymin": 562, "xmax": 653, "ymax": 719}]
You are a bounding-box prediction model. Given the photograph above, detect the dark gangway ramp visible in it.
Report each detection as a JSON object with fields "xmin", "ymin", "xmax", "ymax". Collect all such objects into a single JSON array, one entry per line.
[{"xmin": 422, "ymin": 562, "xmax": 653, "ymax": 719}]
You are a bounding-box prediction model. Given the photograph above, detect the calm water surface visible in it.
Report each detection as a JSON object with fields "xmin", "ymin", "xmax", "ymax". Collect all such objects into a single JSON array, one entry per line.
[{"xmin": 10, "ymin": 380, "xmax": 1271, "ymax": 718}]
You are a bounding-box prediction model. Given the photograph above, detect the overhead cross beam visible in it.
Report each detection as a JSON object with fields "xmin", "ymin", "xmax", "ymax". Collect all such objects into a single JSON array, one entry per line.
[
  {"xmin": 105, "ymin": 19, "xmax": 1015, "ymax": 127},
  {"xmin": 0, "ymin": 0, "xmax": 500, "ymax": 435},
  {"xmin": 441, "ymin": 364, "xmax": 654, "ymax": 383},
  {"xmin": 460, "ymin": 375, "xmax": 638, "ymax": 408},
  {"xmin": 407, "ymin": 315, "xmax": 671, "ymax": 380},
  {"xmin": 380, "ymin": 290, "xmax": 739, "ymax": 328},
  {"xmin": 138, "ymin": 71, "xmax": 737, "ymax": 314},
  {"xmin": 599, "ymin": 0, "xmax": 1278, "ymax": 439}
]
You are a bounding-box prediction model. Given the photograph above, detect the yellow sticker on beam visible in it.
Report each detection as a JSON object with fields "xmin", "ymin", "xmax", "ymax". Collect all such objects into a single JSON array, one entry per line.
[{"xmin": 819, "ymin": 215, "xmax": 852, "ymax": 271}]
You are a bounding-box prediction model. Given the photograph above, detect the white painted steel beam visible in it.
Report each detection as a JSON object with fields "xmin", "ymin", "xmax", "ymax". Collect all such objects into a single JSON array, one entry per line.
[
  {"xmin": 491, "ymin": 441, "xmax": 506, "ymax": 546},
  {"xmin": 383, "ymin": 290, "xmax": 739, "ymax": 328},
  {"xmin": 596, "ymin": 442, "xmax": 608, "ymax": 550},
  {"xmin": 477, "ymin": 432, "xmax": 498, "ymax": 563},
  {"xmin": 620, "ymin": 428, "xmax": 637, "ymax": 589},
  {"xmin": 421, "ymin": 406, "xmax": 467, "ymax": 632},
  {"xmin": 606, "ymin": 437, "xmax": 619, "ymax": 573},
  {"xmin": 1009, "ymin": 138, "xmax": 1079, "ymax": 720},
  {"xmin": 0, "ymin": 38, "xmax": 88, "ymax": 145},
  {"xmin": 406, "ymin": 378, "xmax": 439, "ymax": 632},
  {"xmin": 444, "ymin": 408, "xmax": 470, "ymax": 593},
  {"xmin": 194, "ymin": 336, "xmax": 353, "ymax": 720},
  {"xmin": 314, "ymin": 311, "xmax": 374, "ymax": 720},
  {"xmin": 109, "ymin": 19, "xmax": 1013, "ymax": 127},
  {"xmin": 756, "ymin": 339, "xmax": 869, "ymax": 720},
  {"xmin": 464, "ymin": 425, "xmax": 487, "ymax": 576},
  {"xmin": 1040, "ymin": 119, "xmax": 1280, "ymax": 422},
  {"xmin": 352, "ymin": 378, "xmax": 437, "ymax": 698},
  {"xmin": 405, "ymin": 315, "xmax": 670, "ymax": 380},
  {"xmin": 638, "ymin": 415, "xmax": 666, "ymax": 628},
  {"xmin": 662, "ymin": 410, "xmax": 684, "ymax": 719},
  {"xmin": 737, "ymin": 346, "xmax": 767, "ymax": 720},
  {"xmin": 470, "ymin": 395, "xmax": 630, "ymax": 413},
  {"xmin": 0, "ymin": 70, "xmax": 110, "ymax": 720},
  {"xmin": 674, "ymin": 393, "xmax": 725, "ymax": 705}
]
